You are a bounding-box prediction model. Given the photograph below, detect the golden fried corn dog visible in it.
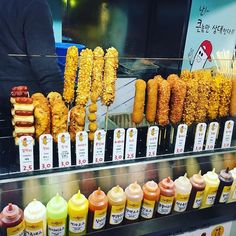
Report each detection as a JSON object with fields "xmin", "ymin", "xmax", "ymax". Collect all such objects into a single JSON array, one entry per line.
[
  {"xmin": 169, "ymin": 79, "xmax": 187, "ymax": 124},
  {"xmin": 156, "ymin": 80, "xmax": 171, "ymax": 126},
  {"xmin": 145, "ymin": 79, "xmax": 158, "ymax": 123},
  {"xmin": 230, "ymin": 77, "xmax": 236, "ymax": 117},
  {"xmin": 207, "ymin": 75, "xmax": 222, "ymax": 120},
  {"xmin": 167, "ymin": 74, "xmax": 179, "ymax": 87},
  {"xmin": 154, "ymin": 75, "xmax": 163, "ymax": 86},
  {"xmin": 91, "ymin": 47, "xmax": 104, "ymax": 102},
  {"xmin": 102, "ymin": 47, "xmax": 119, "ymax": 106},
  {"xmin": 180, "ymin": 70, "xmax": 193, "ymax": 82},
  {"xmin": 219, "ymin": 75, "xmax": 232, "ymax": 117},
  {"xmin": 63, "ymin": 46, "xmax": 79, "ymax": 103},
  {"xmin": 182, "ymin": 78, "xmax": 198, "ymax": 125},
  {"xmin": 76, "ymin": 49, "xmax": 93, "ymax": 106},
  {"xmin": 132, "ymin": 79, "xmax": 146, "ymax": 124}
]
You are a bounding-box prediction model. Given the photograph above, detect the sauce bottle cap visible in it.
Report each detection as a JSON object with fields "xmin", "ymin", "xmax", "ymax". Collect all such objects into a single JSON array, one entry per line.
[
  {"xmin": 161, "ymin": 177, "xmax": 174, "ymax": 189},
  {"xmin": 220, "ymin": 167, "xmax": 232, "ymax": 180},
  {"xmin": 25, "ymin": 199, "xmax": 46, "ymax": 216},
  {"xmin": 108, "ymin": 185, "xmax": 126, "ymax": 203},
  {"xmin": 145, "ymin": 181, "xmax": 158, "ymax": 192},
  {"xmin": 127, "ymin": 181, "xmax": 142, "ymax": 194},
  {"xmin": 71, "ymin": 190, "xmax": 87, "ymax": 206},
  {"xmin": 205, "ymin": 168, "xmax": 218, "ymax": 181},
  {"xmin": 2, "ymin": 203, "xmax": 19, "ymax": 219},
  {"xmin": 175, "ymin": 173, "xmax": 190, "ymax": 184},
  {"xmin": 192, "ymin": 171, "xmax": 205, "ymax": 185},
  {"xmin": 89, "ymin": 187, "xmax": 108, "ymax": 206}
]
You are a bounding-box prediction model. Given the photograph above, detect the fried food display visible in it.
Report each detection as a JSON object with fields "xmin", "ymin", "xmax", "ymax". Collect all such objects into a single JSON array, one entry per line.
[
  {"xmin": 47, "ymin": 92, "xmax": 68, "ymax": 142},
  {"xmin": 132, "ymin": 79, "xmax": 146, "ymax": 124},
  {"xmin": 102, "ymin": 47, "xmax": 119, "ymax": 106},
  {"xmin": 63, "ymin": 46, "xmax": 79, "ymax": 103},
  {"xmin": 230, "ymin": 77, "xmax": 236, "ymax": 117},
  {"xmin": 32, "ymin": 93, "xmax": 51, "ymax": 139}
]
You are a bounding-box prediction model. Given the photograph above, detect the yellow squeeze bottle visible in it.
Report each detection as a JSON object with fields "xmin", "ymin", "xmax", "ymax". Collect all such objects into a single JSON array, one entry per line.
[
  {"xmin": 228, "ymin": 168, "xmax": 236, "ymax": 202},
  {"xmin": 201, "ymin": 169, "xmax": 220, "ymax": 208},
  {"xmin": 68, "ymin": 191, "xmax": 89, "ymax": 236}
]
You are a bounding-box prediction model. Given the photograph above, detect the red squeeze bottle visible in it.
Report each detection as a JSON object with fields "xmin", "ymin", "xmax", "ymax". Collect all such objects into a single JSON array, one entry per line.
[{"xmin": 0, "ymin": 203, "xmax": 24, "ymax": 236}]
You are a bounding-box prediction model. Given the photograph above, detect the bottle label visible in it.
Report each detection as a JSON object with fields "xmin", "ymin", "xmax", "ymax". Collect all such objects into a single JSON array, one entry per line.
[
  {"xmin": 7, "ymin": 220, "xmax": 25, "ymax": 236},
  {"xmin": 146, "ymin": 126, "xmax": 159, "ymax": 157},
  {"xmin": 69, "ymin": 216, "xmax": 86, "ymax": 233},
  {"xmin": 93, "ymin": 208, "xmax": 107, "ymax": 230},
  {"xmin": 25, "ymin": 221, "xmax": 44, "ymax": 236},
  {"xmin": 125, "ymin": 200, "xmax": 141, "ymax": 220},
  {"xmin": 193, "ymin": 190, "xmax": 204, "ymax": 208},
  {"xmin": 112, "ymin": 128, "xmax": 125, "ymax": 161},
  {"xmin": 174, "ymin": 193, "xmax": 190, "ymax": 212},
  {"xmin": 109, "ymin": 204, "xmax": 125, "ymax": 225},
  {"xmin": 205, "ymin": 186, "xmax": 218, "ymax": 206},
  {"xmin": 141, "ymin": 199, "xmax": 155, "ymax": 219},
  {"xmin": 157, "ymin": 195, "xmax": 174, "ymax": 215},
  {"xmin": 48, "ymin": 218, "xmax": 66, "ymax": 236},
  {"xmin": 219, "ymin": 185, "xmax": 231, "ymax": 203}
]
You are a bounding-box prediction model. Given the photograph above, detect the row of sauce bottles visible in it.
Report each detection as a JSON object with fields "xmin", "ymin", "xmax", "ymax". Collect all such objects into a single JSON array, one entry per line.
[{"xmin": 1, "ymin": 167, "xmax": 236, "ymax": 235}]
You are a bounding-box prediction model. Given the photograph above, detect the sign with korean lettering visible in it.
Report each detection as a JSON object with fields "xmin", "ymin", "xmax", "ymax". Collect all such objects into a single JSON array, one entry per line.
[{"xmin": 182, "ymin": 0, "xmax": 236, "ymax": 71}]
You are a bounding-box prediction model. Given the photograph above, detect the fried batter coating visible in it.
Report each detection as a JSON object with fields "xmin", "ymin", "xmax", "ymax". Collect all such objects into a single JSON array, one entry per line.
[
  {"xmin": 89, "ymin": 103, "xmax": 98, "ymax": 113},
  {"xmin": 180, "ymin": 70, "xmax": 193, "ymax": 82},
  {"xmin": 89, "ymin": 122, "xmax": 98, "ymax": 132}
]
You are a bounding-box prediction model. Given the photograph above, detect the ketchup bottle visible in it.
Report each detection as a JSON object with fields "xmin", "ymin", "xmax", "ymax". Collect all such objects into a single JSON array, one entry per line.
[
  {"xmin": 87, "ymin": 187, "xmax": 108, "ymax": 232},
  {"xmin": 140, "ymin": 180, "xmax": 160, "ymax": 219},
  {"xmin": 0, "ymin": 203, "xmax": 24, "ymax": 236},
  {"xmin": 156, "ymin": 177, "xmax": 175, "ymax": 216}
]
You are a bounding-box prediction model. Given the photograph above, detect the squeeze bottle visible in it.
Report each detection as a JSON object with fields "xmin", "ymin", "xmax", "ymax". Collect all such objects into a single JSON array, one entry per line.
[
  {"xmin": 124, "ymin": 181, "xmax": 143, "ymax": 223},
  {"xmin": 173, "ymin": 173, "xmax": 192, "ymax": 212},
  {"xmin": 68, "ymin": 190, "xmax": 88, "ymax": 236},
  {"xmin": 140, "ymin": 180, "xmax": 160, "ymax": 219},
  {"xmin": 201, "ymin": 169, "xmax": 220, "ymax": 208},
  {"xmin": 187, "ymin": 171, "xmax": 206, "ymax": 210},
  {"xmin": 228, "ymin": 168, "xmax": 236, "ymax": 202},
  {"xmin": 107, "ymin": 185, "xmax": 126, "ymax": 226},
  {"xmin": 24, "ymin": 199, "xmax": 46, "ymax": 236},
  {"xmin": 156, "ymin": 177, "xmax": 175, "ymax": 216},
  {"xmin": 0, "ymin": 203, "xmax": 24, "ymax": 236},
  {"xmin": 215, "ymin": 168, "xmax": 233, "ymax": 204},
  {"xmin": 88, "ymin": 187, "xmax": 108, "ymax": 232},
  {"xmin": 46, "ymin": 193, "xmax": 68, "ymax": 236}
]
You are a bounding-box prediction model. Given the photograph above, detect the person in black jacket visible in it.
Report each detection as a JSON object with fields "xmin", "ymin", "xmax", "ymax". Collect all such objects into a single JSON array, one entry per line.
[{"xmin": 0, "ymin": 0, "xmax": 63, "ymax": 119}]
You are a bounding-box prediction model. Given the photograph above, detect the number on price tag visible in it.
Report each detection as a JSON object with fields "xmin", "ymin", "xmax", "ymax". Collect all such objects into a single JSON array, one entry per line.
[
  {"xmin": 58, "ymin": 132, "xmax": 71, "ymax": 168},
  {"xmin": 76, "ymin": 131, "xmax": 88, "ymax": 166},
  {"xmin": 174, "ymin": 124, "xmax": 188, "ymax": 154},
  {"xmin": 125, "ymin": 128, "xmax": 138, "ymax": 160},
  {"xmin": 19, "ymin": 136, "xmax": 34, "ymax": 172},
  {"xmin": 205, "ymin": 122, "xmax": 219, "ymax": 151},
  {"xmin": 193, "ymin": 123, "xmax": 207, "ymax": 152},
  {"xmin": 93, "ymin": 130, "xmax": 106, "ymax": 164},
  {"xmin": 146, "ymin": 126, "xmax": 159, "ymax": 157},
  {"xmin": 221, "ymin": 120, "xmax": 234, "ymax": 148},
  {"xmin": 113, "ymin": 128, "xmax": 125, "ymax": 161},
  {"xmin": 39, "ymin": 134, "xmax": 53, "ymax": 170}
]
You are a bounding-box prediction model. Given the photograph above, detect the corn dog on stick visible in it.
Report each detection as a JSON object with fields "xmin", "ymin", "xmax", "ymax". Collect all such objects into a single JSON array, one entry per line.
[
  {"xmin": 88, "ymin": 102, "xmax": 98, "ymax": 141},
  {"xmin": 219, "ymin": 75, "xmax": 232, "ymax": 117},
  {"xmin": 102, "ymin": 47, "xmax": 119, "ymax": 106},
  {"xmin": 180, "ymin": 69, "xmax": 193, "ymax": 82},
  {"xmin": 230, "ymin": 77, "xmax": 236, "ymax": 117},
  {"xmin": 182, "ymin": 78, "xmax": 198, "ymax": 126},
  {"xmin": 76, "ymin": 49, "xmax": 93, "ymax": 106},
  {"xmin": 156, "ymin": 80, "xmax": 171, "ymax": 126},
  {"xmin": 146, "ymin": 79, "xmax": 158, "ymax": 123},
  {"xmin": 154, "ymin": 75, "xmax": 164, "ymax": 85},
  {"xmin": 132, "ymin": 79, "xmax": 146, "ymax": 124},
  {"xmin": 63, "ymin": 46, "xmax": 79, "ymax": 103},
  {"xmin": 207, "ymin": 75, "xmax": 222, "ymax": 120},
  {"xmin": 91, "ymin": 47, "xmax": 105, "ymax": 103},
  {"xmin": 167, "ymin": 74, "xmax": 179, "ymax": 86}
]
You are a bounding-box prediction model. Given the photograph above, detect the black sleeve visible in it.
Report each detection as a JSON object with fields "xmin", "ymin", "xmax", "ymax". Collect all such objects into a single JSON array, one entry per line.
[{"xmin": 23, "ymin": 0, "xmax": 63, "ymax": 95}]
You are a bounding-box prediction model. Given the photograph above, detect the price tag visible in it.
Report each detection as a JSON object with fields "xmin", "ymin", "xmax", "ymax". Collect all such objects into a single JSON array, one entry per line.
[
  {"xmin": 19, "ymin": 136, "xmax": 34, "ymax": 172},
  {"xmin": 221, "ymin": 120, "xmax": 234, "ymax": 148},
  {"xmin": 205, "ymin": 122, "xmax": 219, "ymax": 150},
  {"xmin": 146, "ymin": 126, "xmax": 159, "ymax": 157},
  {"xmin": 39, "ymin": 134, "xmax": 53, "ymax": 170},
  {"xmin": 76, "ymin": 131, "xmax": 88, "ymax": 166},
  {"xmin": 125, "ymin": 128, "xmax": 138, "ymax": 160},
  {"xmin": 193, "ymin": 123, "xmax": 207, "ymax": 152},
  {"xmin": 58, "ymin": 132, "xmax": 71, "ymax": 168},
  {"xmin": 174, "ymin": 124, "xmax": 188, "ymax": 154},
  {"xmin": 112, "ymin": 128, "xmax": 125, "ymax": 161},
  {"xmin": 93, "ymin": 130, "xmax": 106, "ymax": 164}
]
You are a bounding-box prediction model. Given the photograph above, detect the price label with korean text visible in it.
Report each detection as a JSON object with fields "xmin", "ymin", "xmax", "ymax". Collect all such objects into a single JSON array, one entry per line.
[
  {"xmin": 146, "ymin": 126, "xmax": 159, "ymax": 157},
  {"xmin": 76, "ymin": 131, "xmax": 88, "ymax": 166},
  {"xmin": 193, "ymin": 123, "xmax": 207, "ymax": 152},
  {"xmin": 39, "ymin": 134, "xmax": 53, "ymax": 170},
  {"xmin": 174, "ymin": 124, "xmax": 188, "ymax": 154},
  {"xmin": 205, "ymin": 122, "xmax": 219, "ymax": 150},
  {"xmin": 58, "ymin": 132, "xmax": 71, "ymax": 168},
  {"xmin": 113, "ymin": 128, "xmax": 125, "ymax": 161},
  {"xmin": 125, "ymin": 128, "xmax": 138, "ymax": 160},
  {"xmin": 93, "ymin": 130, "xmax": 106, "ymax": 164},
  {"xmin": 221, "ymin": 120, "xmax": 234, "ymax": 149},
  {"xmin": 19, "ymin": 136, "xmax": 34, "ymax": 172}
]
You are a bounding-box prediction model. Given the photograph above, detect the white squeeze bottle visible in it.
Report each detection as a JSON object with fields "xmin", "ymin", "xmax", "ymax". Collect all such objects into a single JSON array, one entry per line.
[
  {"xmin": 201, "ymin": 168, "xmax": 220, "ymax": 208},
  {"xmin": 228, "ymin": 168, "xmax": 236, "ymax": 202},
  {"xmin": 173, "ymin": 173, "xmax": 192, "ymax": 212},
  {"xmin": 24, "ymin": 199, "xmax": 47, "ymax": 236}
]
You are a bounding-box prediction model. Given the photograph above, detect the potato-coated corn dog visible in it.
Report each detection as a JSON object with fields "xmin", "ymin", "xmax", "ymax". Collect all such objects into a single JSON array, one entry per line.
[
  {"xmin": 154, "ymin": 75, "xmax": 163, "ymax": 85},
  {"xmin": 132, "ymin": 79, "xmax": 146, "ymax": 124},
  {"xmin": 180, "ymin": 70, "xmax": 193, "ymax": 82},
  {"xmin": 230, "ymin": 77, "xmax": 236, "ymax": 117},
  {"xmin": 167, "ymin": 74, "xmax": 179, "ymax": 87}
]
